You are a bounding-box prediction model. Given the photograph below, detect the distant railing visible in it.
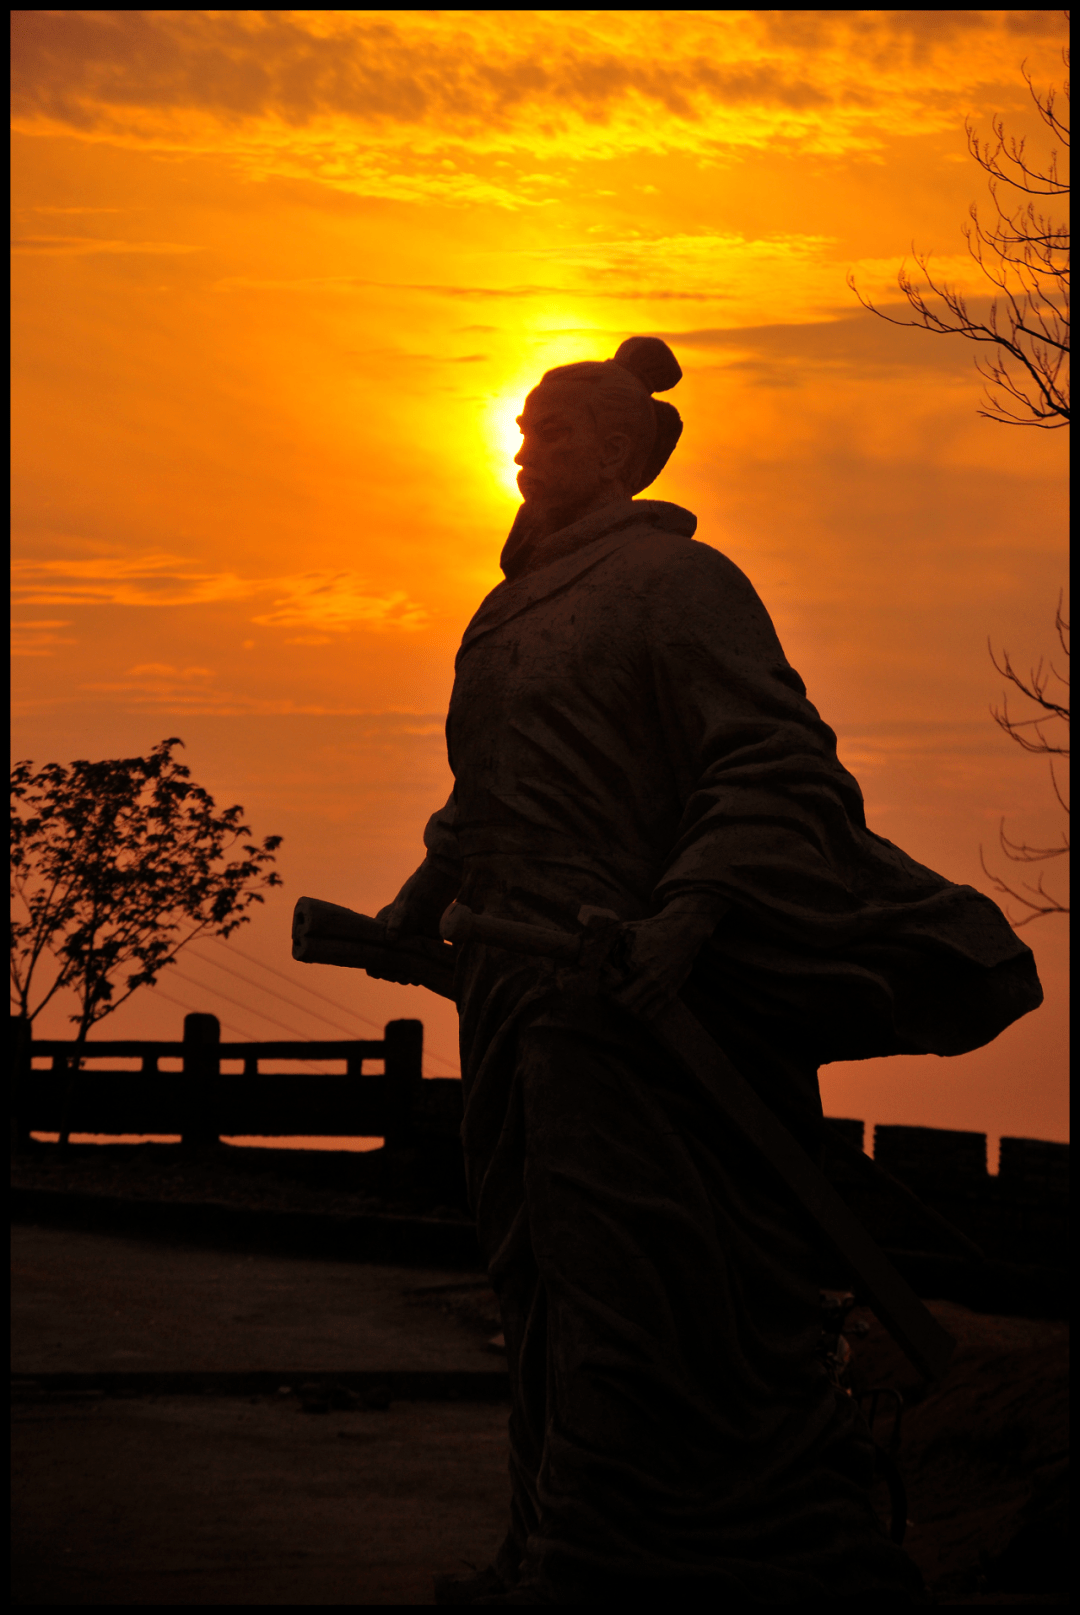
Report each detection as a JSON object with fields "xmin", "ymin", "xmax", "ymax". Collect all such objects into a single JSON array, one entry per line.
[
  {"xmin": 10, "ymin": 1014, "xmax": 1068, "ymax": 1209},
  {"xmin": 827, "ymin": 1117, "xmax": 1069, "ymax": 1202},
  {"xmin": 10, "ymin": 1013, "xmax": 464, "ymax": 1150}
]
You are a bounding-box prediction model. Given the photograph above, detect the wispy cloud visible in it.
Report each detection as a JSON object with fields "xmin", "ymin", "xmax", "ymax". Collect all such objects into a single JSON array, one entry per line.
[
  {"xmin": 519, "ymin": 230, "xmax": 842, "ymax": 304},
  {"xmin": 70, "ymin": 661, "xmax": 447, "ymax": 719},
  {"xmin": 124, "ymin": 662, "xmax": 214, "ymax": 680},
  {"xmin": 656, "ymin": 304, "xmax": 994, "ymax": 382},
  {"xmin": 834, "ymin": 719, "xmax": 1019, "ymax": 766},
  {"xmin": 251, "ymin": 574, "xmax": 427, "ymax": 633},
  {"xmin": 11, "ymin": 553, "xmax": 259, "ymax": 608},
  {"xmin": 11, "ymin": 236, "xmax": 202, "ymax": 255},
  {"xmin": 11, "ymin": 555, "xmax": 426, "ymax": 632},
  {"xmin": 11, "ymin": 619, "xmax": 76, "ymax": 657},
  {"xmin": 213, "ymin": 239, "xmax": 991, "ymax": 316},
  {"xmin": 11, "ymin": 10, "xmax": 1065, "ymax": 206},
  {"xmin": 28, "ymin": 205, "xmax": 126, "ymax": 214},
  {"xmin": 214, "ymin": 275, "xmax": 732, "ymax": 301},
  {"xmin": 75, "ymin": 663, "xmax": 336, "ymax": 716}
]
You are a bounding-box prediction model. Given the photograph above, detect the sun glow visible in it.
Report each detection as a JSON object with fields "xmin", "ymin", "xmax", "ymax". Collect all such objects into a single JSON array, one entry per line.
[
  {"xmin": 482, "ymin": 323, "xmax": 617, "ymax": 499},
  {"xmin": 486, "ymin": 387, "xmax": 527, "ymax": 499}
]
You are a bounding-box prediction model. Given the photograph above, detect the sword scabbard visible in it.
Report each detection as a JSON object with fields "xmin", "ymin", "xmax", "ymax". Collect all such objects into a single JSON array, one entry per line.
[{"xmin": 654, "ymin": 999, "xmax": 956, "ymax": 1383}]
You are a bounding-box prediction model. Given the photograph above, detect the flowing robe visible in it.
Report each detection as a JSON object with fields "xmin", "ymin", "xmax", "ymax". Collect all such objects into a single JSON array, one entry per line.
[{"xmin": 419, "ymin": 498, "xmax": 1041, "ymax": 1601}]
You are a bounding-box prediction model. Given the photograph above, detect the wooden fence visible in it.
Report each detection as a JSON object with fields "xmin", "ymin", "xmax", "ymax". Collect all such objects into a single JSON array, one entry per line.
[{"xmin": 10, "ymin": 1013, "xmax": 464, "ymax": 1149}]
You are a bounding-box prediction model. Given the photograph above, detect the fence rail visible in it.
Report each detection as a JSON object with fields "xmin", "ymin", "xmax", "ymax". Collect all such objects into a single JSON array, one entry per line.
[
  {"xmin": 10, "ymin": 1016, "xmax": 1068, "ymax": 1285},
  {"xmin": 28, "ymin": 1040, "xmax": 388, "ymax": 1060},
  {"xmin": 10, "ymin": 1013, "xmax": 463, "ymax": 1149},
  {"xmin": 10, "ymin": 1015, "xmax": 1069, "ymax": 1205}
]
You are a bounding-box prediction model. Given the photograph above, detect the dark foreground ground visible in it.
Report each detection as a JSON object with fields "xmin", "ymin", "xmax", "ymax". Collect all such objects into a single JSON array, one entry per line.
[
  {"xmin": 10, "ymin": 1146, "xmax": 1069, "ymax": 1605},
  {"xmin": 13, "ymin": 1389, "xmax": 510, "ymax": 1606}
]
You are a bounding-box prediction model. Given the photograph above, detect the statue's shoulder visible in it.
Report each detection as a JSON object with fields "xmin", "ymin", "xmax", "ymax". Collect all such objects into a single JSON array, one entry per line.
[
  {"xmin": 619, "ymin": 524, "xmax": 758, "ymax": 600},
  {"xmin": 617, "ymin": 528, "xmax": 786, "ymax": 662}
]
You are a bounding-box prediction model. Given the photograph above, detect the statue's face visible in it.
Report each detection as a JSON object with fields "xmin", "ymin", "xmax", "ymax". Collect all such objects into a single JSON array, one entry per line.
[{"xmin": 514, "ymin": 385, "xmax": 630, "ymax": 516}]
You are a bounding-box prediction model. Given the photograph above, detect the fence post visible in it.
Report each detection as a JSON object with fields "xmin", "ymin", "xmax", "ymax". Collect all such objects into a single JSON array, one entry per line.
[
  {"xmin": 382, "ymin": 1019, "xmax": 423, "ymax": 1149},
  {"xmin": 10, "ymin": 1016, "xmax": 33, "ymax": 1154},
  {"xmin": 181, "ymin": 1013, "xmax": 221, "ymax": 1148}
]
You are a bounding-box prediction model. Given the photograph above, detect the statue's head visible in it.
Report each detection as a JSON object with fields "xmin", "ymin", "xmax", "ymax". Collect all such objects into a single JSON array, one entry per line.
[{"xmin": 513, "ymin": 337, "xmax": 683, "ymax": 527}]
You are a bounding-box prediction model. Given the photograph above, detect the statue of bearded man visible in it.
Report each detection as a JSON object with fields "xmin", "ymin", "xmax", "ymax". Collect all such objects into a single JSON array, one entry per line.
[{"xmin": 378, "ymin": 337, "xmax": 1041, "ymax": 1605}]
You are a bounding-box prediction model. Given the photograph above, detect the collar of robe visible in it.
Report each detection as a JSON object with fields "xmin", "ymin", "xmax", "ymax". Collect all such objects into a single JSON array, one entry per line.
[{"xmin": 461, "ymin": 497, "xmax": 698, "ymax": 659}]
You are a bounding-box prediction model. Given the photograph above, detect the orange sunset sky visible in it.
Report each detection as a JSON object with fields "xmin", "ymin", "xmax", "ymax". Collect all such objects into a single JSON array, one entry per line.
[{"xmin": 11, "ymin": 10, "xmax": 1070, "ymax": 1154}]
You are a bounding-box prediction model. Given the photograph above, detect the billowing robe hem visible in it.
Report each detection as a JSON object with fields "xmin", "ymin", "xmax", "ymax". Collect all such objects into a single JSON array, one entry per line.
[{"xmin": 417, "ymin": 497, "xmax": 1039, "ymax": 1600}]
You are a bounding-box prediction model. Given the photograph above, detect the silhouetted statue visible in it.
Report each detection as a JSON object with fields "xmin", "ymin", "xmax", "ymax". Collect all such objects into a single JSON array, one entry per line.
[{"xmin": 378, "ymin": 337, "xmax": 1041, "ymax": 1604}]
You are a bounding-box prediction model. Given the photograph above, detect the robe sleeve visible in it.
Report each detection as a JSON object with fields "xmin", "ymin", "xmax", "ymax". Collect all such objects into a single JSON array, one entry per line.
[
  {"xmin": 644, "ymin": 539, "xmax": 1041, "ymax": 1059},
  {"xmin": 381, "ymin": 791, "xmax": 462, "ymax": 935},
  {"xmin": 647, "ymin": 541, "xmax": 878, "ymax": 919},
  {"xmin": 422, "ymin": 788, "xmax": 464, "ymax": 886}
]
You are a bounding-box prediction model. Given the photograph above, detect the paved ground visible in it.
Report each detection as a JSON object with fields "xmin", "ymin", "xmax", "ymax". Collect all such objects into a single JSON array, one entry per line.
[
  {"xmin": 11, "ymin": 1223, "xmax": 502, "ymax": 1375},
  {"xmin": 11, "ymin": 1222, "xmax": 1069, "ymax": 1605},
  {"xmin": 13, "ymin": 1393, "xmax": 510, "ymax": 1606},
  {"xmin": 12, "ymin": 1224, "xmax": 509, "ymax": 1606}
]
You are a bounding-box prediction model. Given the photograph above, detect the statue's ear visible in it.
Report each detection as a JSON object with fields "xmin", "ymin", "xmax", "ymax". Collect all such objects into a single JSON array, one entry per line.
[
  {"xmin": 601, "ymin": 425, "xmax": 635, "ymax": 476},
  {"xmin": 633, "ymin": 400, "xmax": 683, "ymax": 493}
]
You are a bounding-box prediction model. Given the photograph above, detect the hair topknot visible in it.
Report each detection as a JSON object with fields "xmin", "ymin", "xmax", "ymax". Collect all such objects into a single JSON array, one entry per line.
[{"xmin": 611, "ymin": 336, "xmax": 682, "ymax": 395}]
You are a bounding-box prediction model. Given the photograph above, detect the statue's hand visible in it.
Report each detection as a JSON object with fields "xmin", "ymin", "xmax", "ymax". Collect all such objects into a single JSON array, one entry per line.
[
  {"xmin": 377, "ymin": 860, "xmax": 459, "ymax": 943},
  {"xmin": 612, "ymin": 900, "xmax": 722, "ymax": 1020}
]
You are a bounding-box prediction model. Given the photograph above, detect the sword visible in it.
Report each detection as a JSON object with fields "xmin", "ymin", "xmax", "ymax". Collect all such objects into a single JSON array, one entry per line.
[{"xmin": 439, "ymin": 900, "xmax": 957, "ymax": 1383}]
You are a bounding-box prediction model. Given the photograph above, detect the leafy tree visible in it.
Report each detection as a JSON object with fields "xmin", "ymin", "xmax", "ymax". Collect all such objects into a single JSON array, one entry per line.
[
  {"xmin": 10, "ymin": 737, "xmax": 282, "ymax": 1138},
  {"xmin": 848, "ymin": 23, "xmax": 1070, "ymax": 924}
]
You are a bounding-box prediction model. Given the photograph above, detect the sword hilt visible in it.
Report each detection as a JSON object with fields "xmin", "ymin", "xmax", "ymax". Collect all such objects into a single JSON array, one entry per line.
[{"xmin": 439, "ymin": 903, "xmax": 586, "ymax": 962}]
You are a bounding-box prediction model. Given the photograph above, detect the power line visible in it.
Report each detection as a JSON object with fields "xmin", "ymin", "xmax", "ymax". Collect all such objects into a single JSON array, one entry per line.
[
  {"xmin": 148, "ymin": 983, "xmax": 254, "ymax": 1041},
  {"xmin": 208, "ymin": 935, "xmax": 387, "ymax": 1032},
  {"xmin": 187, "ymin": 949, "xmax": 457, "ymax": 1070},
  {"xmin": 205, "ymin": 934, "xmax": 460, "ymax": 1075},
  {"xmin": 186, "ymin": 948, "xmax": 364, "ymax": 1040},
  {"xmin": 180, "ymin": 955, "xmax": 458, "ymax": 1072},
  {"xmin": 169, "ymin": 965, "xmax": 316, "ymax": 1041}
]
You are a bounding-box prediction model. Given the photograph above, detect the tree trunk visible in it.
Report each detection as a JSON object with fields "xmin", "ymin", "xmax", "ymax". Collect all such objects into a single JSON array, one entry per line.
[
  {"xmin": 10, "ymin": 1015, "xmax": 33, "ymax": 1155},
  {"xmin": 57, "ymin": 1041, "xmax": 85, "ymax": 1150}
]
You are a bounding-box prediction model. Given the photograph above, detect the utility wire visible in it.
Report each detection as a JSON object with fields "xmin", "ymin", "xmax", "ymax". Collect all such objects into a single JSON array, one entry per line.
[
  {"xmin": 205, "ymin": 933, "xmax": 460, "ymax": 1075},
  {"xmin": 169, "ymin": 965, "xmax": 316, "ymax": 1042},
  {"xmin": 185, "ymin": 949, "xmax": 368, "ymax": 1041},
  {"xmin": 188, "ymin": 950, "xmax": 454, "ymax": 1070},
  {"xmin": 209, "ymin": 935, "xmax": 387, "ymax": 1032},
  {"xmin": 147, "ymin": 982, "xmax": 254, "ymax": 1041}
]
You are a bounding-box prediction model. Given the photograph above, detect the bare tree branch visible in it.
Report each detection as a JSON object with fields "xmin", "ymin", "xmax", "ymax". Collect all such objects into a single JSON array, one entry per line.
[
  {"xmin": 848, "ymin": 29, "xmax": 1069, "ymax": 428},
  {"xmin": 980, "ymin": 597, "xmax": 1070, "ymax": 926},
  {"xmin": 979, "ymin": 829, "xmax": 1069, "ymax": 926},
  {"xmin": 848, "ymin": 28, "xmax": 1071, "ymax": 926}
]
